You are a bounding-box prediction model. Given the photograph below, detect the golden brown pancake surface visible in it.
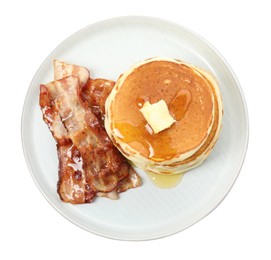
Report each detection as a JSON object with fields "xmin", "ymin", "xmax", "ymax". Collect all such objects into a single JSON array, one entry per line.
[
  {"xmin": 109, "ymin": 59, "xmax": 214, "ymax": 160},
  {"xmin": 105, "ymin": 57, "xmax": 223, "ymax": 175}
]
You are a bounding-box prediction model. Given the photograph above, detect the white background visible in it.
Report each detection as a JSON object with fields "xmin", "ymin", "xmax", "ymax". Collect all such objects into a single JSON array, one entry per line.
[{"xmin": 1, "ymin": 0, "xmax": 270, "ymax": 259}]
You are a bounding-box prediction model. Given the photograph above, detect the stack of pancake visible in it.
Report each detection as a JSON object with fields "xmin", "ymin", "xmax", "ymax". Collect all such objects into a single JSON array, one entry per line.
[{"xmin": 105, "ymin": 57, "xmax": 223, "ymax": 175}]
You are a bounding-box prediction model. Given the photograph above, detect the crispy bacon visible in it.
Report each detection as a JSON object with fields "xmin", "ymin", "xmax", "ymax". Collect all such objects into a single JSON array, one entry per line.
[
  {"xmin": 40, "ymin": 61, "xmax": 141, "ymax": 204},
  {"xmin": 81, "ymin": 78, "xmax": 115, "ymax": 125},
  {"xmin": 57, "ymin": 142, "xmax": 95, "ymax": 203},
  {"xmin": 40, "ymin": 83, "xmax": 94, "ymax": 203},
  {"xmin": 54, "ymin": 60, "xmax": 89, "ymax": 86}
]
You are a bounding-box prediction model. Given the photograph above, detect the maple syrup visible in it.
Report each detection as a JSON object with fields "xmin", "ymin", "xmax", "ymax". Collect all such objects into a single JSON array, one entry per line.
[{"xmin": 147, "ymin": 172, "xmax": 185, "ymax": 188}]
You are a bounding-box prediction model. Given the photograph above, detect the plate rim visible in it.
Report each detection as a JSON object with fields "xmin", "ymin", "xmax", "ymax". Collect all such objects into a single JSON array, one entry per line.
[{"xmin": 21, "ymin": 15, "xmax": 249, "ymax": 241}]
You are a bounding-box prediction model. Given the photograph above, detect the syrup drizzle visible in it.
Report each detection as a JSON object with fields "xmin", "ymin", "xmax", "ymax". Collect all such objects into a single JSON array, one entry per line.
[
  {"xmin": 169, "ymin": 89, "xmax": 192, "ymax": 120},
  {"xmin": 113, "ymin": 121, "xmax": 177, "ymax": 159},
  {"xmin": 113, "ymin": 89, "xmax": 192, "ymax": 160}
]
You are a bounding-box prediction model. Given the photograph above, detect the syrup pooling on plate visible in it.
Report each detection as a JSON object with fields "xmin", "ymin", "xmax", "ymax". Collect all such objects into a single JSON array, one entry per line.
[{"xmin": 147, "ymin": 172, "xmax": 185, "ymax": 188}]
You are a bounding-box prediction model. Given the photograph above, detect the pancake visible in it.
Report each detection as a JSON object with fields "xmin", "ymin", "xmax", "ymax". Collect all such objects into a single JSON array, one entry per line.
[{"xmin": 105, "ymin": 57, "xmax": 223, "ymax": 174}]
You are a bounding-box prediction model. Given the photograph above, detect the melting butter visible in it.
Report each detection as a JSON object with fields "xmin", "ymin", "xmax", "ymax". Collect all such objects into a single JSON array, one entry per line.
[
  {"xmin": 140, "ymin": 100, "xmax": 175, "ymax": 134},
  {"xmin": 147, "ymin": 172, "xmax": 185, "ymax": 188}
]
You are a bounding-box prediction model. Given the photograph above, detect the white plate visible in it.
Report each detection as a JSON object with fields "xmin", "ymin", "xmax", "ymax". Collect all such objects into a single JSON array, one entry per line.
[{"xmin": 22, "ymin": 16, "xmax": 248, "ymax": 240}]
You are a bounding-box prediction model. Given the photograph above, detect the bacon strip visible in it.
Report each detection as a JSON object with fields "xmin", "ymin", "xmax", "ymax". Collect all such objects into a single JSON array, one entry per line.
[
  {"xmin": 80, "ymin": 76, "xmax": 141, "ymax": 195},
  {"xmin": 40, "ymin": 84, "xmax": 94, "ymax": 203},
  {"xmin": 81, "ymin": 78, "xmax": 115, "ymax": 125},
  {"xmin": 40, "ymin": 61, "xmax": 141, "ymax": 203},
  {"xmin": 54, "ymin": 60, "xmax": 89, "ymax": 86}
]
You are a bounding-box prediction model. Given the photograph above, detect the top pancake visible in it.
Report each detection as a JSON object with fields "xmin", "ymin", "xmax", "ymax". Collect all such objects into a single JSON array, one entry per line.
[{"xmin": 106, "ymin": 58, "xmax": 215, "ymax": 162}]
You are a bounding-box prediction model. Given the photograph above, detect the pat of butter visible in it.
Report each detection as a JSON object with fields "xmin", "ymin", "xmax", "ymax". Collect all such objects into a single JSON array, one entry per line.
[{"xmin": 140, "ymin": 100, "xmax": 176, "ymax": 134}]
